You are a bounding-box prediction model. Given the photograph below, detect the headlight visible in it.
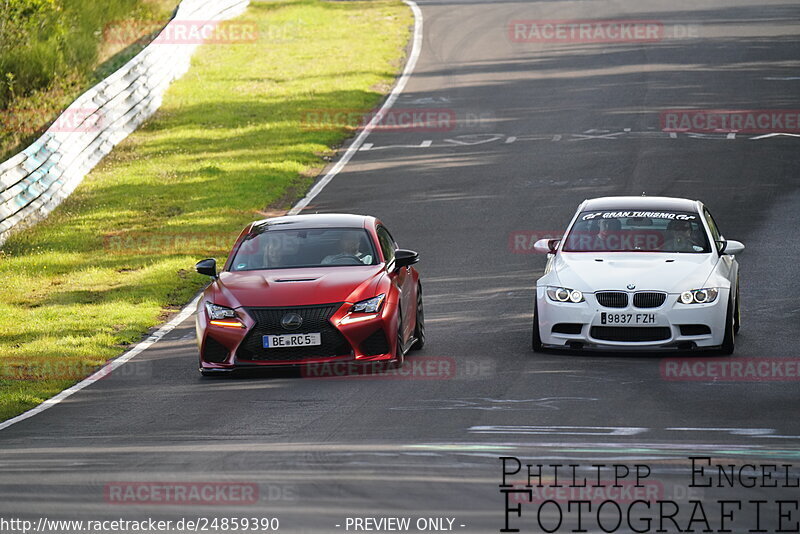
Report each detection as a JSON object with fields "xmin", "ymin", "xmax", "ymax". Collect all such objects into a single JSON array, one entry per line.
[
  {"xmin": 546, "ymin": 287, "xmax": 584, "ymax": 303},
  {"xmin": 679, "ymin": 288, "xmax": 719, "ymax": 304},
  {"xmin": 351, "ymin": 294, "xmax": 385, "ymax": 313},
  {"xmin": 205, "ymin": 302, "xmax": 236, "ymax": 320}
]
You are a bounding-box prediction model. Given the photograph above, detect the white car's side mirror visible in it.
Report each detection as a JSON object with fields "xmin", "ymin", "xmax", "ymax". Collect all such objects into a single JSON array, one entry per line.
[
  {"xmin": 533, "ymin": 238, "xmax": 560, "ymax": 254},
  {"xmin": 721, "ymin": 240, "xmax": 745, "ymax": 255}
]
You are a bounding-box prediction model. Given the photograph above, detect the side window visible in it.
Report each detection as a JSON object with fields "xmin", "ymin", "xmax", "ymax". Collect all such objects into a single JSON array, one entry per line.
[
  {"xmin": 703, "ymin": 208, "xmax": 722, "ymax": 251},
  {"xmin": 376, "ymin": 226, "xmax": 396, "ymax": 263}
]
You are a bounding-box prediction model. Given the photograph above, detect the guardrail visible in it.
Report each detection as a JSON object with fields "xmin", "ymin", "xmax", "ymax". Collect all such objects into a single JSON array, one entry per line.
[{"xmin": 0, "ymin": 0, "xmax": 250, "ymax": 247}]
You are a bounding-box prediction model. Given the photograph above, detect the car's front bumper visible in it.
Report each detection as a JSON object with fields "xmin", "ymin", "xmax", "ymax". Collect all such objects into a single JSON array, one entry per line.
[
  {"xmin": 196, "ymin": 300, "xmax": 400, "ymax": 371},
  {"xmin": 536, "ymin": 287, "xmax": 729, "ymax": 351}
]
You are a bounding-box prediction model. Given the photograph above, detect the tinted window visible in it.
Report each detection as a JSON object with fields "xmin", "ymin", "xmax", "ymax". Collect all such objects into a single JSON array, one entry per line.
[
  {"xmin": 229, "ymin": 228, "xmax": 378, "ymax": 270},
  {"xmin": 376, "ymin": 226, "xmax": 396, "ymax": 263},
  {"xmin": 563, "ymin": 210, "xmax": 711, "ymax": 253},
  {"xmin": 703, "ymin": 208, "xmax": 723, "ymax": 251}
]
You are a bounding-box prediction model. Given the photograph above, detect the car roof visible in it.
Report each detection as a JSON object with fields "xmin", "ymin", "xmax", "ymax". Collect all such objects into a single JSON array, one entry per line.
[
  {"xmin": 581, "ymin": 196, "xmax": 700, "ymax": 212},
  {"xmin": 249, "ymin": 213, "xmax": 372, "ymax": 231}
]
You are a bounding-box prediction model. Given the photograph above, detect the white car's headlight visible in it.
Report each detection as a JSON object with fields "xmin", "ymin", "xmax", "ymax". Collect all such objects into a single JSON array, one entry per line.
[
  {"xmin": 546, "ymin": 286, "xmax": 584, "ymax": 303},
  {"xmin": 679, "ymin": 288, "xmax": 719, "ymax": 304},
  {"xmin": 351, "ymin": 294, "xmax": 385, "ymax": 313},
  {"xmin": 205, "ymin": 302, "xmax": 236, "ymax": 320}
]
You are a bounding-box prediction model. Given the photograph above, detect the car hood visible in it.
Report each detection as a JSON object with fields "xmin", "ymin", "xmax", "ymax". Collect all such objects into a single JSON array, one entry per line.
[
  {"xmin": 212, "ymin": 266, "xmax": 384, "ymax": 308},
  {"xmin": 552, "ymin": 252, "xmax": 718, "ymax": 293}
]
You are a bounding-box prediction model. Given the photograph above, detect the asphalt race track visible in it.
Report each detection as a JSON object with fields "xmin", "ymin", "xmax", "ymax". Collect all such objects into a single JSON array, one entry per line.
[{"xmin": 1, "ymin": 1, "xmax": 799, "ymax": 533}]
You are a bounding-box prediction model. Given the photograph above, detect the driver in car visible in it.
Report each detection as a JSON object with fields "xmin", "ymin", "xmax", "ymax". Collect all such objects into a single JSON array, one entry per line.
[
  {"xmin": 262, "ymin": 237, "xmax": 287, "ymax": 268},
  {"xmin": 662, "ymin": 220, "xmax": 697, "ymax": 252},
  {"xmin": 322, "ymin": 233, "xmax": 372, "ymax": 265},
  {"xmin": 595, "ymin": 218, "xmax": 622, "ymax": 250}
]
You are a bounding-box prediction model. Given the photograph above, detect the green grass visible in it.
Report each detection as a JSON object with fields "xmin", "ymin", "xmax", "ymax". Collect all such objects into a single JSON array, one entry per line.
[
  {"xmin": 0, "ymin": 0, "xmax": 413, "ymax": 421},
  {"xmin": 0, "ymin": 0, "xmax": 179, "ymax": 160}
]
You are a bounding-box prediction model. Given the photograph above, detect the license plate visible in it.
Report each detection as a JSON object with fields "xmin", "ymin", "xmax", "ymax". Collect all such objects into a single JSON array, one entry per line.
[
  {"xmin": 600, "ymin": 312, "xmax": 656, "ymax": 325},
  {"xmin": 263, "ymin": 333, "xmax": 321, "ymax": 348}
]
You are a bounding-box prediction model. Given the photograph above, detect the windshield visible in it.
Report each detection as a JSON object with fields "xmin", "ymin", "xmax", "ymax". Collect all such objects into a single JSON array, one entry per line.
[
  {"xmin": 229, "ymin": 228, "xmax": 379, "ymax": 270},
  {"xmin": 562, "ymin": 210, "xmax": 711, "ymax": 253}
]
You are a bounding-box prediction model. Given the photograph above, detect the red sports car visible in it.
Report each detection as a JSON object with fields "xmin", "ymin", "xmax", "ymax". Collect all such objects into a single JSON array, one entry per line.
[{"xmin": 194, "ymin": 214, "xmax": 424, "ymax": 375}]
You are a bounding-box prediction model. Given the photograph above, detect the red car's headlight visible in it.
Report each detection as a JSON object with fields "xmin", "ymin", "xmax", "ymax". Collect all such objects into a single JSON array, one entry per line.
[
  {"xmin": 205, "ymin": 302, "xmax": 245, "ymax": 328},
  {"xmin": 350, "ymin": 294, "xmax": 385, "ymax": 314}
]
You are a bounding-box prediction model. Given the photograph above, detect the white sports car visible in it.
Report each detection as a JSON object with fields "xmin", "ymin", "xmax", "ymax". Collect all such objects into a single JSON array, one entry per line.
[{"xmin": 532, "ymin": 196, "xmax": 743, "ymax": 353}]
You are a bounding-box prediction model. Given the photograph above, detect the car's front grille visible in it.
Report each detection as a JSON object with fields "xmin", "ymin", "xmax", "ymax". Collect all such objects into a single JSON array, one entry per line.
[
  {"xmin": 203, "ymin": 336, "xmax": 229, "ymax": 363},
  {"xmin": 237, "ymin": 303, "xmax": 351, "ymax": 361},
  {"xmin": 590, "ymin": 326, "xmax": 671, "ymax": 342},
  {"xmin": 633, "ymin": 292, "xmax": 667, "ymax": 308},
  {"xmin": 360, "ymin": 329, "xmax": 390, "ymax": 356},
  {"xmin": 596, "ymin": 291, "xmax": 628, "ymax": 308}
]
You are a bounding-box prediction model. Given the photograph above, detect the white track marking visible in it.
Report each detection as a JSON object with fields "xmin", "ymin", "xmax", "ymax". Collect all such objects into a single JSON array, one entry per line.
[
  {"xmin": 443, "ymin": 134, "xmax": 503, "ymax": 146},
  {"xmin": 571, "ymin": 131, "xmax": 624, "ymax": 141},
  {"xmin": 469, "ymin": 425, "xmax": 649, "ymax": 436},
  {"xmin": 0, "ymin": 296, "xmax": 200, "ymax": 431},
  {"xmin": 1, "ymin": 1, "xmax": 424, "ymax": 432},
  {"xmin": 751, "ymin": 132, "xmax": 800, "ymax": 139},
  {"xmin": 287, "ymin": 0, "xmax": 423, "ymax": 215},
  {"xmin": 667, "ymin": 427, "xmax": 800, "ymax": 439},
  {"xmin": 346, "ymin": 128, "xmax": 800, "ymax": 152},
  {"xmin": 359, "ymin": 142, "xmax": 437, "ymax": 151}
]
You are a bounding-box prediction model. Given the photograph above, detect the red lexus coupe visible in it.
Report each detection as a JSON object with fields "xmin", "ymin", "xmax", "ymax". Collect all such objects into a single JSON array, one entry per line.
[{"xmin": 194, "ymin": 214, "xmax": 424, "ymax": 375}]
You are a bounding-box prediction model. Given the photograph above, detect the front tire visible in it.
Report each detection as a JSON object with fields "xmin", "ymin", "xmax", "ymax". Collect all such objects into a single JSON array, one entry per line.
[
  {"xmin": 390, "ymin": 314, "xmax": 406, "ymax": 369},
  {"xmin": 733, "ymin": 280, "xmax": 741, "ymax": 335},
  {"xmin": 411, "ymin": 284, "xmax": 425, "ymax": 351},
  {"xmin": 719, "ymin": 295, "xmax": 735, "ymax": 355},
  {"xmin": 532, "ymin": 300, "xmax": 543, "ymax": 352}
]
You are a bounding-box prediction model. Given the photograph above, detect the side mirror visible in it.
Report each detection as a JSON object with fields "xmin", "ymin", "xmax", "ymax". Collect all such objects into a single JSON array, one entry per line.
[
  {"xmin": 195, "ymin": 258, "xmax": 218, "ymax": 278},
  {"xmin": 393, "ymin": 249, "xmax": 419, "ymax": 271},
  {"xmin": 719, "ymin": 240, "xmax": 744, "ymax": 255},
  {"xmin": 533, "ymin": 238, "xmax": 560, "ymax": 254}
]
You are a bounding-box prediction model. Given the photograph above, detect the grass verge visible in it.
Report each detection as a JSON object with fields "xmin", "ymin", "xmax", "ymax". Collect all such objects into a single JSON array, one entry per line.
[
  {"xmin": 0, "ymin": 0, "xmax": 180, "ymax": 160},
  {"xmin": 0, "ymin": 0, "xmax": 412, "ymax": 421}
]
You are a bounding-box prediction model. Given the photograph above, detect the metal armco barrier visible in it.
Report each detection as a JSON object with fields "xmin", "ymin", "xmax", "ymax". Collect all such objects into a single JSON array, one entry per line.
[{"xmin": 0, "ymin": 0, "xmax": 250, "ymax": 247}]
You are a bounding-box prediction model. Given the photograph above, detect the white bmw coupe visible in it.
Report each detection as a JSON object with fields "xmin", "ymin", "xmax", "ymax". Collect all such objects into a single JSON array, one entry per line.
[{"xmin": 532, "ymin": 196, "xmax": 743, "ymax": 354}]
